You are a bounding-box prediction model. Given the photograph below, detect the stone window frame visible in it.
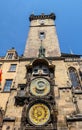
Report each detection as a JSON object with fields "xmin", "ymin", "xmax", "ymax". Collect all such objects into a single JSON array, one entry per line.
[
  {"xmin": 39, "ymin": 31, "xmax": 46, "ymax": 40},
  {"xmin": 9, "ymin": 64, "xmax": 17, "ymax": 72},
  {"xmin": 68, "ymin": 67, "xmax": 81, "ymax": 89},
  {"xmin": 38, "ymin": 30, "xmax": 47, "ymax": 40},
  {"xmin": 3, "ymin": 79, "xmax": 13, "ymax": 92}
]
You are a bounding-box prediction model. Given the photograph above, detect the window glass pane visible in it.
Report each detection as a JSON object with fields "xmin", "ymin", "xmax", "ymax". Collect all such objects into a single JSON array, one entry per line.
[
  {"xmin": 34, "ymin": 69, "xmax": 38, "ymax": 73},
  {"xmin": 9, "ymin": 64, "xmax": 17, "ymax": 71},
  {"xmin": 4, "ymin": 80, "xmax": 12, "ymax": 91},
  {"xmin": 39, "ymin": 32, "xmax": 45, "ymax": 40},
  {"xmin": 69, "ymin": 68, "xmax": 80, "ymax": 88}
]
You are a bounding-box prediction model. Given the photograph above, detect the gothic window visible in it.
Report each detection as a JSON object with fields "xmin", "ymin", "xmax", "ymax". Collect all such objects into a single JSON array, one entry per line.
[
  {"xmin": 68, "ymin": 67, "xmax": 81, "ymax": 88},
  {"xmin": 4, "ymin": 79, "xmax": 13, "ymax": 92},
  {"xmin": 9, "ymin": 64, "xmax": 17, "ymax": 72},
  {"xmin": 39, "ymin": 32, "xmax": 45, "ymax": 40}
]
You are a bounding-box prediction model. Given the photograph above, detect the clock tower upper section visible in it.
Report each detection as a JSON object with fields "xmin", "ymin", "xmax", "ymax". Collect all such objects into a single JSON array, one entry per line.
[{"xmin": 24, "ymin": 13, "xmax": 61, "ymax": 58}]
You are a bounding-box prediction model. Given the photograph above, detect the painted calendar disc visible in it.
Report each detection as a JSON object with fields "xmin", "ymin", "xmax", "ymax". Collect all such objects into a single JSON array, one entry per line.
[{"xmin": 28, "ymin": 103, "xmax": 50, "ymax": 125}]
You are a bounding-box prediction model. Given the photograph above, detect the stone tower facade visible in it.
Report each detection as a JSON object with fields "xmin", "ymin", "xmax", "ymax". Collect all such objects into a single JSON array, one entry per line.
[
  {"xmin": 24, "ymin": 13, "xmax": 61, "ymax": 58},
  {"xmin": 0, "ymin": 13, "xmax": 82, "ymax": 130}
]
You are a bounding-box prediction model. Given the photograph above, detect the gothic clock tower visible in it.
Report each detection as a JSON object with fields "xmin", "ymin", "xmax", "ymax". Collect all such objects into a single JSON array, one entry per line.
[
  {"xmin": 20, "ymin": 13, "xmax": 59, "ymax": 130},
  {"xmin": 24, "ymin": 13, "xmax": 61, "ymax": 58}
]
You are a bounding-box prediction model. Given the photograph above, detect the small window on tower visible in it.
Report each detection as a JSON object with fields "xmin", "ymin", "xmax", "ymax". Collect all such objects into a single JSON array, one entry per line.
[{"xmin": 39, "ymin": 32, "xmax": 45, "ymax": 40}]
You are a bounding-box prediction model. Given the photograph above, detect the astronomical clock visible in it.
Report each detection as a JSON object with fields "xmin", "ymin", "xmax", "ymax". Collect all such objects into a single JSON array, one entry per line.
[
  {"xmin": 30, "ymin": 78, "xmax": 50, "ymax": 97},
  {"xmin": 15, "ymin": 58, "xmax": 57, "ymax": 130},
  {"xmin": 28, "ymin": 103, "xmax": 50, "ymax": 126}
]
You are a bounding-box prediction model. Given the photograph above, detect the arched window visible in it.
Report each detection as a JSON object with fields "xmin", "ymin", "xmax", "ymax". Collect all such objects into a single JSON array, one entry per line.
[
  {"xmin": 32, "ymin": 59, "xmax": 49, "ymax": 76},
  {"xmin": 68, "ymin": 67, "xmax": 81, "ymax": 88}
]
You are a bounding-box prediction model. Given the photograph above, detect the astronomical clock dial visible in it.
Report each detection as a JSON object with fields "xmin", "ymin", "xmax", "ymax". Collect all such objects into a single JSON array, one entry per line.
[
  {"xmin": 28, "ymin": 103, "xmax": 50, "ymax": 126},
  {"xmin": 30, "ymin": 78, "xmax": 50, "ymax": 96}
]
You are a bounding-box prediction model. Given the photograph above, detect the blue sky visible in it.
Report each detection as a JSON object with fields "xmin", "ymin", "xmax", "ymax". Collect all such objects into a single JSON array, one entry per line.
[{"xmin": 0, "ymin": 0, "xmax": 82, "ymax": 56}]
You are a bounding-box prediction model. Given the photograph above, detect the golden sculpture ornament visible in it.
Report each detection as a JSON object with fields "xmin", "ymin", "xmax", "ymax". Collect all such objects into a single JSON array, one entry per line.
[
  {"xmin": 28, "ymin": 103, "xmax": 50, "ymax": 125},
  {"xmin": 30, "ymin": 78, "xmax": 50, "ymax": 96}
]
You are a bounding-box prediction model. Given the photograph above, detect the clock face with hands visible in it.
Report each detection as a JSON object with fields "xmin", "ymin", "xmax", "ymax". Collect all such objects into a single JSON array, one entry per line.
[{"xmin": 30, "ymin": 78, "xmax": 50, "ymax": 96}]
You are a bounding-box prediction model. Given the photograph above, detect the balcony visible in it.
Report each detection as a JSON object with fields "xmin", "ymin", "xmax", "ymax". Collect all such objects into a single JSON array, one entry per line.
[
  {"xmin": 15, "ymin": 90, "xmax": 27, "ymax": 106},
  {"xmin": 17, "ymin": 90, "xmax": 26, "ymax": 97}
]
